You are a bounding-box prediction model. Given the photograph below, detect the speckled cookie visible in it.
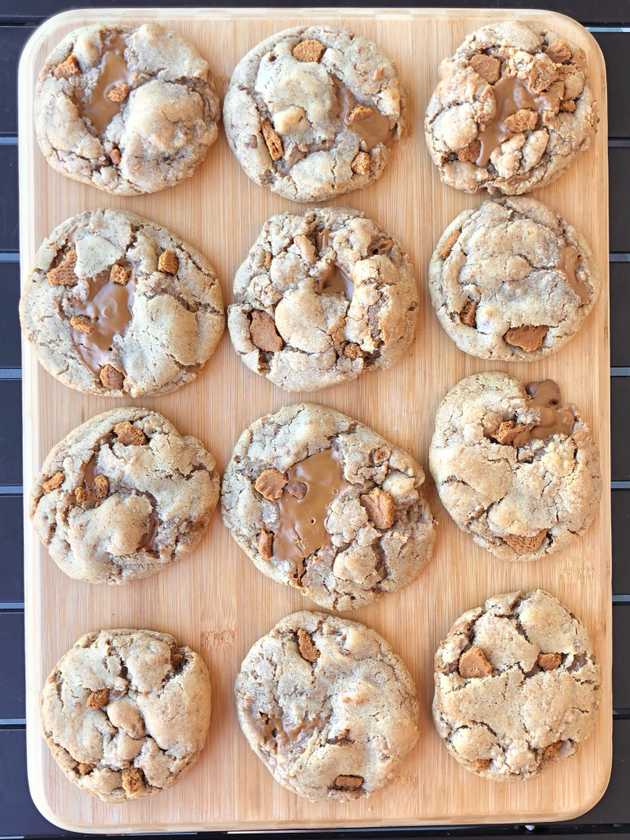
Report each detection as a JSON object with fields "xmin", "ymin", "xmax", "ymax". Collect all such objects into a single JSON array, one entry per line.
[
  {"xmin": 41, "ymin": 628, "xmax": 211, "ymax": 802},
  {"xmin": 433, "ymin": 589, "xmax": 600, "ymax": 780},
  {"xmin": 32, "ymin": 407, "xmax": 219, "ymax": 584},
  {"xmin": 221, "ymin": 403, "xmax": 435, "ymax": 611},
  {"xmin": 223, "ymin": 26, "xmax": 405, "ymax": 202},
  {"xmin": 425, "ymin": 21, "xmax": 598, "ymax": 195},
  {"xmin": 20, "ymin": 209, "xmax": 224, "ymax": 397},
  {"xmin": 429, "ymin": 373, "xmax": 600, "ymax": 561},
  {"xmin": 228, "ymin": 207, "xmax": 418, "ymax": 392},
  {"xmin": 35, "ymin": 23, "xmax": 220, "ymax": 194},
  {"xmin": 429, "ymin": 197, "xmax": 598, "ymax": 360},
  {"xmin": 235, "ymin": 610, "xmax": 419, "ymax": 800}
]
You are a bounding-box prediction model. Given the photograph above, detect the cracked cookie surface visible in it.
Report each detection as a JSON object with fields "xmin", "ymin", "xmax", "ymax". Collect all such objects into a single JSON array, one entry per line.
[
  {"xmin": 32, "ymin": 407, "xmax": 219, "ymax": 584},
  {"xmin": 228, "ymin": 207, "xmax": 418, "ymax": 392},
  {"xmin": 224, "ymin": 26, "xmax": 405, "ymax": 202},
  {"xmin": 429, "ymin": 373, "xmax": 600, "ymax": 561},
  {"xmin": 429, "ymin": 197, "xmax": 598, "ymax": 360},
  {"xmin": 433, "ymin": 589, "xmax": 600, "ymax": 780},
  {"xmin": 221, "ymin": 403, "xmax": 435, "ymax": 610},
  {"xmin": 424, "ymin": 21, "xmax": 597, "ymax": 195},
  {"xmin": 20, "ymin": 209, "xmax": 225, "ymax": 397},
  {"xmin": 35, "ymin": 23, "xmax": 220, "ymax": 194},
  {"xmin": 41, "ymin": 628, "xmax": 211, "ymax": 802},
  {"xmin": 235, "ymin": 610, "xmax": 419, "ymax": 800}
]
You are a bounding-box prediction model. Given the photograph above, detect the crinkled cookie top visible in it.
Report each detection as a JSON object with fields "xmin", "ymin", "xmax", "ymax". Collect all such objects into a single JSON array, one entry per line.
[
  {"xmin": 425, "ymin": 21, "xmax": 598, "ymax": 195},
  {"xmin": 429, "ymin": 373, "xmax": 601, "ymax": 561},
  {"xmin": 235, "ymin": 610, "xmax": 419, "ymax": 801},
  {"xmin": 224, "ymin": 26, "xmax": 405, "ymax": 202},
  {"xmin": 228, "ymin": 207, "xmax": 418, "ymax": 392},
  {"xmin": 41, "ymin": 629, "xmax": 211, "ymax": 802},
  {"xmin": 32, "ymin": 407, "xmax": 219, "ymax": 584},
  {"xmin": 429, "ymin": 197, "xmax": 598, "ymax": 360},
  {"xmin": 221, "ymin": 402, "xmax": 435, "ymax": 611},
  {"xmin": 20, "ymin": 209, "xmax": 224, "ymax": 398},
  {"xmin": 36, "ymin": 23, "xmax": 220, "ymax": 194},
  {"xmin": 433, "ymin": 589, "xmax": 600, "ymax": 780}
]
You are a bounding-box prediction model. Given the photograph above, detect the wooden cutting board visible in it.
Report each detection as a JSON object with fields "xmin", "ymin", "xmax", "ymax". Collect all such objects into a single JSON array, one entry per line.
[{"xmin": 18, "ymin": 6, "xmax": 611, "ymax": 833}]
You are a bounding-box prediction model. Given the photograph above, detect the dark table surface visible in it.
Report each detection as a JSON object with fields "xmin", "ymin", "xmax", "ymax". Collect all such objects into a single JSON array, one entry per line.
[{"xmin": 2, "ymin": 1, "xmax": 630, "ymax": 838}]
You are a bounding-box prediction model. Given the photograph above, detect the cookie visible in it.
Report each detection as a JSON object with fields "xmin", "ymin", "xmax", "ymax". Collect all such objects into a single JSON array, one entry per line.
[
  {"xmin": 429, "ymin": 373, "xmax": 600, "ymax": 560},
  {"xmin": 35, "ymin": 23, "xmax": 220, "ymax": 194},
  {"xmin": 32, "ymin": 407, "xmax": 219, "ymax": 584},
  {"xmin": 224, "ymin": 26, "xmax": 405, "ymax": 202},
  {"xmin": 433, "ymin": 589, "xmax": 600, "ymax": 780},
  {"xmin": 425, "ymin": 21, "xmax": 597, "ymax": 195},
  {"xmin": 41, "ymin": 628, "xmax": 211, "ymax": 802},
  {"xmin": 228, "ymin": 207, "xmax": 418, "ymax": 392},
  {"xmin": 20, "ymin": 209, "xmax": 225, "ymax": 398},
  {"xmin": 222, "ymin": 403, "xmax": 435, "ymax": 611},
  {"xmin": 429, "ymin": 197, "xmax": 598, "ymax": 360},
  {"xmin": 235, "ymin": 610, "xmax": 419, "ymax": 800}
]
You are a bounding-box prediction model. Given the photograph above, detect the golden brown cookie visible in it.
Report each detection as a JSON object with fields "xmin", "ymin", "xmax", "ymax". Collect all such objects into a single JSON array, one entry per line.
[
  {"xmin": 221, "ymin": 403, "xmax": 435, "ymax": 610},
  {"xmin": 42, "ymin": 629, "xmax": 211, "ymax": 801},
  {"xmin": 434, "ymin": 590, "xmax": 600, "ymax": 780}
]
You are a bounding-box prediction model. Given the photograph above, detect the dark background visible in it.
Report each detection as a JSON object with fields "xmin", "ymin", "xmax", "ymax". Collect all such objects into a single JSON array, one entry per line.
[{"xmin": 1, "ymin": 1, "xmax": 630, "ymax": 838}]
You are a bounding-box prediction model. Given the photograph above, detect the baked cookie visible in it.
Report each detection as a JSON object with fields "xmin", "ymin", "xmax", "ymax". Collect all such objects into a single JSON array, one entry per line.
[
  {"xmin": 434, "ymin": 589, "xmax": 600, "ymax": 780},
  {"xmin": 32, "ymin": 407, "xmax": 219, "ymax": 584},
  {"xmin": 224, "ymin": 26, "xmax": 405, "ymax": 202},
  {"xmin": 221, "ymin": 403, "xmax": 435, "ymax": 611},
  {"xmin": 429, "ymin": 373, "xmax": 600, "ymax": 560},
  {"xmin": 228, "ymin": 207, "xmax": 418, "ymax": 392},
  {"xmin": 235, "ymin": 610, "xmax": 419, "ymax": 800},
  {"xmin": 35, "ymin": 23, "xmax": 220, "ymax": 194},
  {"xmin": 41, "ymin": 628, "xmax": 211, "ymax": 802},
  {"xmin": 429, "ymin": 197, "xmax": 598, "ymax": 360},
  {"xmin": 425, "ymin": 21, "xmax": 597, "ymax": 195},
  {"xmin": 20, "ymin": 209, "xmax": 224, "ymax": 397}
]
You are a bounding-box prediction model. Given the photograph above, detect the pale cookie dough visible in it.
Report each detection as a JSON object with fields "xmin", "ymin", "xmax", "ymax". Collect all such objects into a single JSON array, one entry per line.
[
  {"xmin": 425, "ymin": 21, "xmax": 598, "ymax": 195},
  {"xmin": 224, "ymin": 26, "xmax": 406, "ymax": 202},
  {"xmin": 41, "ymin": 628, "xmax": 211, "ymax": 802},
  {"xmin": 429, "ymin": 197, "xmax": 598, "ymax": 360},
  {"xmin": 235, "ymin": 610, "xmax": 419, "ymax": 800},
  {"xmin": 221, "ymin": 403, "xmax": 435, "ymax": 611},
  {"xmin": 228, "ymin": 207, "xmax": 418, "ymax": 392},
  {"xmin": 36, "ymin": 23, "xmax": 220, "ymax": 194},
  {"xmin": 32, "ymin": 407, "xmax": 219, "ymax": 584},
  {"xmin": 20, "ymin": 209, "xmax": 225, "ymax": 397},
  {"xmin": 434, "ymin": 589, "xmax": 600, "ymax": 780},
  {"xmin": 429, "ymin": 373, "xmax": 600, "ymax": 561}
]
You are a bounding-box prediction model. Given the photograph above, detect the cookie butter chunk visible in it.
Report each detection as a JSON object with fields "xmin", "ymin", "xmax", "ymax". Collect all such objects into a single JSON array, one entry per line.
[
  {"xmin": 223, "ymin": 25, "xmax": 405, "ymax": 202},
  {"xmin": 221, "ymin": 402, "xmax": 435, "ymax": 611},
  {"xmin": 35, "ymin": 23, "xmax": 220, "ymax": 195}
]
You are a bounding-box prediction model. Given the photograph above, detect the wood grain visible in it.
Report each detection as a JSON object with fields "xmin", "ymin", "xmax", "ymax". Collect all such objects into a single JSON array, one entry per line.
[{"xmin": 18, "ymin": 7, "xmax": 611, "ymax": 833}]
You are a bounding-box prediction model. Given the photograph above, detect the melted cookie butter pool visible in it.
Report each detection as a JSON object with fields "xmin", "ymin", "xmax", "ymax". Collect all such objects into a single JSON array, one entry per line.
[
  {"xmin": 83, "ymin": 37, "xmax": 128, "ymax": 134},
  {"xmin": 320, "ymin": 264, "xmax": 354, "ymax": 299},
  {"xmin": 72, "ymin": 271, "xmax": 134, "ymax": 374},
  {"xmin": 273, "ymin": 450, "xmax": 349, "ymax": 568},
  {"xmin": 334, "ymin": 81, "xmax": 394, "ymax": 149},
  {"xmin": 476, "ymin": 76, "xmax": 538, "ymax": 167},
  {"xmin": 559, "ymin": 245, "xmax": 590, "ymax": 303},
  {"xmin": 519, "ymin": 380, "xmax": 575, "ymax": 443}
]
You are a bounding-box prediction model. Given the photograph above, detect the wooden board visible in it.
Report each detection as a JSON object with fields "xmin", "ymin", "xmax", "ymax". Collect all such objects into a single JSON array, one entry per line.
[{"xmin": 18, "ymin": 6, "xmax": 612, "ymax": 834}]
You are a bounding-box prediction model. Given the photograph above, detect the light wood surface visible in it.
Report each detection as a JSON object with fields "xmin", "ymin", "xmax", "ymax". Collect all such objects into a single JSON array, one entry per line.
[{"xmin": 18, "ymin": 7, "xmax": 611, "ymax": 834}]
